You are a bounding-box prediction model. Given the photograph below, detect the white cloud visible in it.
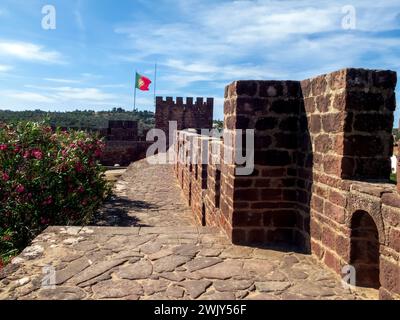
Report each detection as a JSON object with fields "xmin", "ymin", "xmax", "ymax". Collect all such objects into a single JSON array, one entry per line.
[
  {"xmin": 55, "ymin": 87, "xmax": 116, "ymax": 101},
  {"xmin": 44, "ymin": 78, "xmax": 81, "ymax": 84},
  {"xmin": 0, "ymin": 91, "xmax": 55, "ymax": 103},
  {"xmin": 0, "ymin": 41, "xmax": 63, "ymax": 63},
  {"xmin": 0, "ymin": 64, "xmax": 12, "ymax": 72}
]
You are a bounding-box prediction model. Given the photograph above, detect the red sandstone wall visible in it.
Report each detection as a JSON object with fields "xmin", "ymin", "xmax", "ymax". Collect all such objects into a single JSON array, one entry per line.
[
  {"xmin": 172, "ymin": 68, "xmax": 399, "ymax": 300},
  {"xmin": 101, "ymin": 141, "xmax": 152, "ymax": 166},
  {"xmin": 155, "ymin": 97, "xmax": 213, "ymax": 146},
  {"xmin": 223, "ymin": 80, "xmax": 303, "ymax": 245}
]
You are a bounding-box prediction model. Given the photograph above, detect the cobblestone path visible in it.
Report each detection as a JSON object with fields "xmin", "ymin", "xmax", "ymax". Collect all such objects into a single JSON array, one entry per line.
[
  {"xmin": 0, "ymin": 156, "xmax": 372, "ymax": 300},
  {"xmin": 94, "ymin": 156, "xmax": 194, "ymax": 227},
  {"xmin": 0, "ymin": 226, "xmax": 367, "ymax": 300}
]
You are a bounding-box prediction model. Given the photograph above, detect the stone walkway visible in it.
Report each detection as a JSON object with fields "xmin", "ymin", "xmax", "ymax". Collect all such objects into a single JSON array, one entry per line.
[
  {"xmin": 0, "ymin": 226, "xmax": 364, "ymax": 300},
  {"xmin": 95, "ymin": 157, "xmax": 194, "ymax": 227},
  {"xmin": 0, "ymin": 156, "xmax": 372, "ymax": 300}
]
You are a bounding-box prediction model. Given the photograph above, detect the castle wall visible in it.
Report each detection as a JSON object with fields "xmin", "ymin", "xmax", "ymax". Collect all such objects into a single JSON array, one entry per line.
[
  {"xmin": 171, "ymin": 68, "xmax": 399, "ymax": 299},
  {"xmin": 223, "ymin": 80, "xmax": 303, "ymax": 245},
  {"xmin": 155, "ymin": 97, "xmax": 213, "ymax": 146}
]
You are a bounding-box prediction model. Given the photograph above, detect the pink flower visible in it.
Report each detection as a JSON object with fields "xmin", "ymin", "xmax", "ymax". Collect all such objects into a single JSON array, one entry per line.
[
  {"xmin": 40, "ymin": 217, "xmax": 50, "ymax": 225},
  {"xmin": 16, "ymin": 184, "xmax": 25, "ymax": 193},
  {"xmin": 0, "ymin": 144, "xmax": 7, "ymax": 151},
  {"xmin": 31, "ymin": 149, "xmax": 43, "ymax": 160},
  {"xmin": 78, "ymin": 186, "xmax": 85, "ymax": 193},
  {"xmin": 42, "ymin": 196, "xmax": 53, "ymax": 205},
  {"xmin": 23, "ymin": 150, "xmax": 30, "ymax": 158},
  {"xmin": 2, "ymin": 172, "xmax": 9, "ymax": 181},
  {"xmin": 94, "ymin": 149, "xmax": 102, "ymax": 158},
  {"xmin": 75, "ymin": 162, "xmax": 84, "ymax": 173}
]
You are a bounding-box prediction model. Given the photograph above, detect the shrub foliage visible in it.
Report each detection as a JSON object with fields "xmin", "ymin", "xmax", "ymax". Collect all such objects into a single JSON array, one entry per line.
[{"xmin": 0, "ymin": 122, "xmax": 111, "ymax": 265}]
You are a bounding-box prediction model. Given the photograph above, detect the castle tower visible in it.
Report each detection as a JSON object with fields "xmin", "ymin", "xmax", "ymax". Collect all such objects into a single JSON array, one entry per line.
[{"xmin": 155, "ymin": 97, "xmax": 214, "ymax": 146}]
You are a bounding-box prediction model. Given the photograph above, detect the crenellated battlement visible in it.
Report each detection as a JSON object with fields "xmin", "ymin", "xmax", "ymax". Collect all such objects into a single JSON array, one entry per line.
[
  {"xmin": 155, "ymin": 96, "xmax": 213, "ymax": 145},
  {"xmin": 156, "ymin": 96, "xmax": 213, "ymax": 108}
]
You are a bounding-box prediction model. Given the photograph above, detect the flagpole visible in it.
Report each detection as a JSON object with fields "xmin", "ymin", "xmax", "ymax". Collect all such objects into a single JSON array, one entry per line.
[
  {"xmin": 154, "ymin": 63, "xmax": 157, "ymax": 110},
  {"xmin": 134, "ymin": 70, "xmax": 137, "ymax": 112}
]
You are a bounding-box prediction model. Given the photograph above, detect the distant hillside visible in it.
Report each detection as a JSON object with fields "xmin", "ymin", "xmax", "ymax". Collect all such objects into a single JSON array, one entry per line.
[{"xmin": 0, "ymin": 108, "xmax": 155, "ymax": 134}]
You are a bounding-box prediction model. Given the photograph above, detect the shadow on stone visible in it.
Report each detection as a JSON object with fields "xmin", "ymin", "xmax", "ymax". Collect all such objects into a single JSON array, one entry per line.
[{"xmin": 92, "ymin": 196, "xmax": 159, "ymax": 227}]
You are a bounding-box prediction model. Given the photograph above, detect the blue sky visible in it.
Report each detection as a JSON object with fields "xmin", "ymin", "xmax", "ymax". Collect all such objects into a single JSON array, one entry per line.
[{"xmin": 0, "ymin": 0, "xmax": 399, "ymax": 122}]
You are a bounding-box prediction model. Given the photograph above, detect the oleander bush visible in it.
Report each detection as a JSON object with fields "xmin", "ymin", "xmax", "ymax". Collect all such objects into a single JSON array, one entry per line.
[{"xmin": 0, "ymin": 122, "xmax": 111, "ymax": 266}]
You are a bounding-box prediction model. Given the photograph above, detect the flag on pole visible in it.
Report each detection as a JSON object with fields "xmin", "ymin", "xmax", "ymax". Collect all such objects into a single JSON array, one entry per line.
[{"xmin": 135, "ymin": 72, "xmax": 152, "ymax": 91}]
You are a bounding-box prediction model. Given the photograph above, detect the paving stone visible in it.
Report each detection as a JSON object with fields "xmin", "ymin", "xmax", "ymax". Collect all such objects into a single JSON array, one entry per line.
[
  {"xmin": 153, "ymin": 255, "xmax": 191, "ymax": 273},
  {"xmin": 117, "ymin": 260, "xmax": 153, "ymax": 280},
  {"xmin": 267, "ymin": 271, "xmax": 288, "ymax": 282},
  {"xmin": 186, "ymin": 257, "xmax": 223, "ymax": 272},
  {"xmin": 166, "ymin": 285, "xmax": 185, "ymax": 299},
  {"xmin": 245, "ymin": 293, "xmax": 281, "ymax": 300},
  {"xmin": 198, "ymin": 260, "xmax": 243, "ymax": 280},
  {"xmin": 220, "ymin": 246, "xmax": 254, "ymax": 259},
  {"xmin": 213, "ymin": 280, "xmax": 254, "ymax": 292},
  {"xmin": 78, "ymin": 272, "xmax": 112, "ymax": 287},
  {"xmin": 200, "ymin": 291, "xmax": 235, "ymax": 300},
  {"xmin": 179, "ymin": 280, "xmax": 212, "ymax": 299},
  {"xmin": 198, "ymin": 248, "xmax": 222, "ymax": 257},
  {"xmin": 55, "ymin": 257, "xmax": 91, "ymax": 285},
  {"xmin": 142, "ymin": 279, "xmax": 169, "ymax": 295},
  {"xmin": 255, "ymin": 281, "xmax": 291, "ymax": 292},
  {"xmin": 288, "ymin": 283, "xmax": 336, "ymax": 297},
  {"xmin": 252, "ymin": 248, "xmax": 285, "ymax": 260},
  {"xmin": 71, "ymin": 258, "xmax": 128, "ymax": 285},
  {"xmin": 92, "ymin": 280, "xmax": 143, "ymax": 298},
  {"xmin": 37, "ymin": 287, "xmax": 87, "ymax": 300},
  {"xmin": 281, "ymin": 255, "xmax": 300, "ymax": 268},
  {"xmin": 289, "ymin": 270, "xmax": 309, "ymax": 280},
  {"xmin": 243, "ymin": 260, "xmax": 275, "ymax": 276},
  {"xmin": 139, "ymin": 242, "xmax": 163, "ymax": 254},
  {"xmin": 159, "ymin": 272, "xmax": 185, "ymax": 282},
  {"xmin": 235, "ymin": 290, "xmax": 249, "ymax": 299},
  {"xmin": 172, "ymin": 244, "xmax": 201, "ymax": 257},
  {"xmin": 148, "ymin": 249, "xmax": 173, "ymax": 261}
]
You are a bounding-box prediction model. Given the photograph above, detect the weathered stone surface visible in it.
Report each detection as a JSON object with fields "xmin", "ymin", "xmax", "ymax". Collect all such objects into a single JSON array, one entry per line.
[
  {"xmin": 159, "ymin": 272, "xmax": 185, "ymax": 282},
  {"xmin": 255, "ymin": 281, "xmax": 291, "ymax": 292},
  {"xmin": 148, "ymin": 249, "xmax": 173, "ymax": 261},
  {"xmin": 139, "ymin": 242, "xmax": 163, "ymax": 254},
  {"xmin": 55, "ymin": 257, "xmax": 91, "ymax": 285},
  {"xmin": 200, "ymin": 291, "xmax": 235, "ymax": 300},
  {"xmin": 71, "ymin": 258, "xmax": 128, "ymax": 285},
  {"xmin": 153, "ymin": 255, "xmax": 191, "ymax": 273},
  {"xmin": 243, "ymin": 260, "xmax": 275, "ymax": 276},
  {"xmin": 166, "ymin": 285, "xmax": 185, "ymax": 299},
  {"xmin": 116, "ymin": 260, "xmax": 153, "ymax": 280},
  {"xmin": 37, "ymin": 287, "xmax": 87, "ymax": 300},
  {"xmin": 172, "ymin": 244, "xmax": 201, "ymax": 257},
  {"xmin": 198, "ymin": 261, "xmax": 243, "ymax": 279},
  {"xmin": 92, "ymin": 280, "xmax": 143, "ymax": 299},
  {"xmin": 180, "ymin": 280, "xmax": 212, "ymax": 299},
  {"xmin": 186, "ymin": 257, "xmax": 223, "ymax": 272},
  {"xmin": 198, "ymin": 248, "xmax": 222, "ymax": 257},
  {"xmin": 220, "ymin": 246, "xmax": 254, "ymax": 259},
  {"xmin": 213, "ymin": 280, "xmax": 254, "ymax": 292},
  {"xmin": 245, "ymin": 293, "xmax": 280, "ymax": 300},
  {"xmin": 78, "ymin": 272, "xmax": 112, "ymax": 288},
  {"xmin": 142, "ymin": 279, "xmax": 169, "ymax": 296}
]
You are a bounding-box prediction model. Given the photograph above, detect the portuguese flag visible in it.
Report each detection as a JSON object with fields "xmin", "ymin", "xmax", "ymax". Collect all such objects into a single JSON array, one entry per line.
[{"xmin": 135, "ymin": 72, "xmax": 152, "ymax": 91}]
